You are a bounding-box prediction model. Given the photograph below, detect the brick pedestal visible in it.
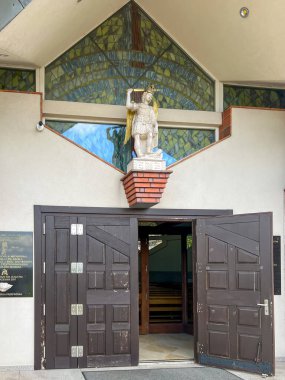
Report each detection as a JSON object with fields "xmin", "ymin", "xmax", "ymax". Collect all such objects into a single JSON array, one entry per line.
[{"xmin": 122, "ymin": 170, "xmax": 172, "ymax": 208}]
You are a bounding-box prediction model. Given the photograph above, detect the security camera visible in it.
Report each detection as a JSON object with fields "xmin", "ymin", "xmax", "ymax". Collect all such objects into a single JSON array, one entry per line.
[{"xmin": 36, "ymin": 121, "xmax": 44, "ymax": 132}]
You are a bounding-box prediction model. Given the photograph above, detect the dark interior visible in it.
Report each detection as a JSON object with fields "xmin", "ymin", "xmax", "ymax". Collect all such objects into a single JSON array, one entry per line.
[{"xmin": 138, "ymin": 221, "xmax": 193, "ymax": 334}]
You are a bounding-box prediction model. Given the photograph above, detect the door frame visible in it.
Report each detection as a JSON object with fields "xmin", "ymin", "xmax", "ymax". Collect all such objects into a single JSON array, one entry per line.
[{"xmin": 34, "ymin": 205, "xmax": 232, "ymax": 370}]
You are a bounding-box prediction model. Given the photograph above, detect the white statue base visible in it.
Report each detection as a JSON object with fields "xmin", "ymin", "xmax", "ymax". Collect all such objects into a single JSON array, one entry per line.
[{"xmin": 127, "ymin": 156, "xmax": 166, "ymax": 172}]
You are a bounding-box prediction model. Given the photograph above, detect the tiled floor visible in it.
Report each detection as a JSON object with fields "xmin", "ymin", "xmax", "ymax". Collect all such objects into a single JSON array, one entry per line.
[
  {"xmin": 138, "ymin": 334, "xmax": 285, "ymax": 379},
  {"xmin": 139, "ymin": 333, "xmax": 194, "ymax": 361}
]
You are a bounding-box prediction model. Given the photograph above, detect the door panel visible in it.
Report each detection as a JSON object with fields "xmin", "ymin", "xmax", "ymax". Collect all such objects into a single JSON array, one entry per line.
[
  {"xmin": 45, "ymin": 215, "xmax": 78, "ymax": 369},
  {"xmin": 195, "ymin": 213, "xmax": 274, "ymax": 375},
  {"xmin": 77, "ymin": 216, "xmax": 138, "ymax": 368},
  {"xmin": 45, "ymin": 214, "xmax": 138, "ymax": 369}
]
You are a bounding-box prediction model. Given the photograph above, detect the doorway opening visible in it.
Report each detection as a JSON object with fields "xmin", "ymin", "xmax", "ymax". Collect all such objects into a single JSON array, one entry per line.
[{"xmin": 138, "ymin": 221, "xmax": 194, "ymax": 361}]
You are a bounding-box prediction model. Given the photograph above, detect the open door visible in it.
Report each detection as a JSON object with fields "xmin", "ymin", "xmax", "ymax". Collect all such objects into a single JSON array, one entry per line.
[{"xmin": 194, "ymin": 213, "xmax": 274, "ymax": 375}]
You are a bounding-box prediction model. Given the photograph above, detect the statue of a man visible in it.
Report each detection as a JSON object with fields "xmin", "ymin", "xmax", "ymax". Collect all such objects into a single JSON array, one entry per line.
[{"xmin": 125, "ymin": 85, "xmax": 161, "ymax": 158}]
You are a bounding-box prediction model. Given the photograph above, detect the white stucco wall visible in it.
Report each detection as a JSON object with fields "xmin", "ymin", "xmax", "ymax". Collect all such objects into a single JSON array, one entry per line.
[
  {"xmin": 0, "ymin": 91, "xmax": 284, "ymax": 366},
  {"xmin": 0, "ymin": 92, "xmax": 128, "ymax": 368}
]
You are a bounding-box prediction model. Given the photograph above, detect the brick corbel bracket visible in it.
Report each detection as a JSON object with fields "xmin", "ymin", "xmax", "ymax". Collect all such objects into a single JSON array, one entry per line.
[{"xmin": 121, "ymin": 170, "xmax": 172, "ymax": 208}]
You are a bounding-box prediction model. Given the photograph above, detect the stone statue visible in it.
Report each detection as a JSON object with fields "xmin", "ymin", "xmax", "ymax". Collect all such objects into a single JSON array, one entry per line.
[{"xmin": 125, "ymin": 85, "xmax": 162, "ymax": 158}]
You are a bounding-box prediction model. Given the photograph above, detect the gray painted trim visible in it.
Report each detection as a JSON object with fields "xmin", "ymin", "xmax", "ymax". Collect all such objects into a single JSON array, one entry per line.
[{"xmin": 35, "ymin": 206, "xmax": 233, "ymax": 218}]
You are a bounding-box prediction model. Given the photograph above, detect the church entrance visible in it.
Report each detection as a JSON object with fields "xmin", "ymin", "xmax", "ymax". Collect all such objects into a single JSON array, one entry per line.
[
  {"xmin": 35, "ymin": 206, "xmax": 274, "ymax": 375},
  {"xmin": 138, "ymin": 221, "xmax": 194, "ymax": 361}
]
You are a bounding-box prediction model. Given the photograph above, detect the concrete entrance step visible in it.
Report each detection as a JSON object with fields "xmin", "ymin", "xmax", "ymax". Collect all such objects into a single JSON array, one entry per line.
[{"xmin": 0, "ymin": 369, "xmax": 84, "ymax": 380}]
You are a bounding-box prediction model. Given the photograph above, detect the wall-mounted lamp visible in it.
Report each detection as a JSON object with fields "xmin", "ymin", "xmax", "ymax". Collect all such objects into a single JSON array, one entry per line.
[
  {"xmin": 36, "ymin": 121, "xmax": 44, "ymax": 132},
  {"xmin": 240, "ymin": 7, "xmax": 249, "ymax": 18}
]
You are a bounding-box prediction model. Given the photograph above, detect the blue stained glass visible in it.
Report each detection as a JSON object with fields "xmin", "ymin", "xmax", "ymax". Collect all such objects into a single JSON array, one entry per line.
[
  {"xmin": 62, "ymin": 123, "xmax": 131, "ymax": 172},
  {"xmin": 161, "ymin": 151, "xmax": 177, "ymax": 166},
  {"xmin": 47, "ymin": 120, "xmax": 216, "ymax": 172},
  {"xmin": 63, "ymin": 124, "xmax": 115, "ymax": 163}
]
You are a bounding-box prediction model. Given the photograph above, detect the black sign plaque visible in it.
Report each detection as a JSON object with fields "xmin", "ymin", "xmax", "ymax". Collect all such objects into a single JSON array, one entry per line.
[
  {"xmin": 0, "ymin": 232, "xmax": 33, "ymax": 297},
  {"xmin": 273, "ymin": 236, "xmax": 281, "ymax": 295}
]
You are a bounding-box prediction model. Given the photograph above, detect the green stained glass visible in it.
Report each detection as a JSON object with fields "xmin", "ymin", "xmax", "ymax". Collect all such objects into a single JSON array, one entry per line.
[
  {"xmin": 140, "ymin": 12, "xmax": 171, "ymax": 57},
  {"xmin": 46, "ymin": 120, "xmax": 215, "ymax": 171},
  {"xmin": 45, "ymin": 2, "xmax": 215, "ymax": 110},
  {"xmin": 224, "ymin": 85, "xmax": 285, "ymax": 110},
  {"xmin": 0, "ymin": 68, "xmax": 35, "ymax": 92},
  {"xmin": 159, "ymin": 128, "xmax": 215, "ymax": 163},
  {"xmin": 46, "ymin": 121, "xmax": 76, "ymax": 134}
]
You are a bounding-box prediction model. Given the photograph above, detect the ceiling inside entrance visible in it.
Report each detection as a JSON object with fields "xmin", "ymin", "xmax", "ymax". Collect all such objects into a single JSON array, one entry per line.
[
  {"xmin": 0, "ymin": 0, "xmax": 284, "ymax": 85},
  {"xmin": 139, "ymin": 221, "xmax": 192, "ymax": 236}
]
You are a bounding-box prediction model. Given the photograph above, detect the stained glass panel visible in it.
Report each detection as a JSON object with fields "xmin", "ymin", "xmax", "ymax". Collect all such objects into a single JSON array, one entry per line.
[
  {"xmin": 0, "ymin": 67, "xmax": 35, "ymax": 91},
  {"xmin": 46, "ymin": 120, "xmax": 216, "ymax": 171},
  {"xmin": 46, "ymin": 121, "xmax": 132, "ymax": 172},
  {"xmin": 45, "ymin": 2, "xmax": 215, "ymax": 110},
  {"xmin": 159, "ymin": 128, "xmax": 215, "ymax": 166},
  {"xmin": 224, "ymin": 85, "xmax": 285, "ymax": 110}
]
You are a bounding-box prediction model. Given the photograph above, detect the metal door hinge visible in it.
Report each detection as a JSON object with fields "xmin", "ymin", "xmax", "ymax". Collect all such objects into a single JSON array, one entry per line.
[
  {"xmin": 71, "ymin": 262, "xmax": 83, "ymax": 274},
  {"xmin": 43, "ymin": 346, "xmax": 46, "ymax": 359},
  {"xmin": 197, "ymin": 342, "xmax": 204, "ymax": 354},
  {"xmin": 43, "ymin": 304, "xmax": 46, "ymax": 316},
  {"xmin": 43, "ymin": 223, "xmax": 46, "ymax": 235},
  {"xmin": 197, "ymin": 302, "xmax": 204, "ymax": 313},
  {"xmin": 196, "ymin": 263, "xmax": 202, "ymax": 273},
  {"xmin": 43, "ymin": 262, "xmax": 46, "ymax": 274},
  {"xmin": 71, "ymin": 224, "xmax": 83, "ymax": 235},
  {"xmin": 71, "ymin": 304, "xmax": 83, "ymax": 316},
  {"xmin": 196, "ymin": 221, "xmax": 203, "ymax": 235},
  {"xmin": 71, "ymin": 346, "xmax": 83, "ymax": 358}
]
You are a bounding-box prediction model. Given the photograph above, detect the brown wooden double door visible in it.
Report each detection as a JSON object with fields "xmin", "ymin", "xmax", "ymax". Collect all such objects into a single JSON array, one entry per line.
[
  {"xmin": 40, "ymin": 209, "xmax": 274, "ymax": 375},
  {"xmin": 45, "ymin": 215, "xmax": 138, "ymax": 369}
]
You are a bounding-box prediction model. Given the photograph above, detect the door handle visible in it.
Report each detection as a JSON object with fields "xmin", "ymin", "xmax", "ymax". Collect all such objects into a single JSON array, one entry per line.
[{"xmin": 257, "ymin": 299, "xmax": 269, "ymax": 315}]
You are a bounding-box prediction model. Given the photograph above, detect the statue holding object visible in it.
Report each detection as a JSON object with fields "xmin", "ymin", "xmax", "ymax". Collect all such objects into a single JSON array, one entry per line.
[{"xmin": 124, "ymin": 85, "xmax": 162, "ymax": 159}]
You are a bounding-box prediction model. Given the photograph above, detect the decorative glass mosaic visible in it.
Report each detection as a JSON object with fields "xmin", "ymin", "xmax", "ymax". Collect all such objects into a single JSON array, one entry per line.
[
  {"xmin": 159, "ymin": 128, "xmax": 215, "ymax": 165},
  {"xmin": 0, "ymin": 68, "xmax": 35, "ymax": 91},
  {"xmin": 47, "ymin": 121, "xmax": 132, "ymax": 172},
  {"xmin": 46, "ymin": 120, "xmax": 216, "ymax": 172},
  {"xmin": 45, "ymin": 2, "xmax": 215, "ymax": 110},
  {"xmin": 224, "ymin": 85, "xmax": 285, "ymax": 110}
]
